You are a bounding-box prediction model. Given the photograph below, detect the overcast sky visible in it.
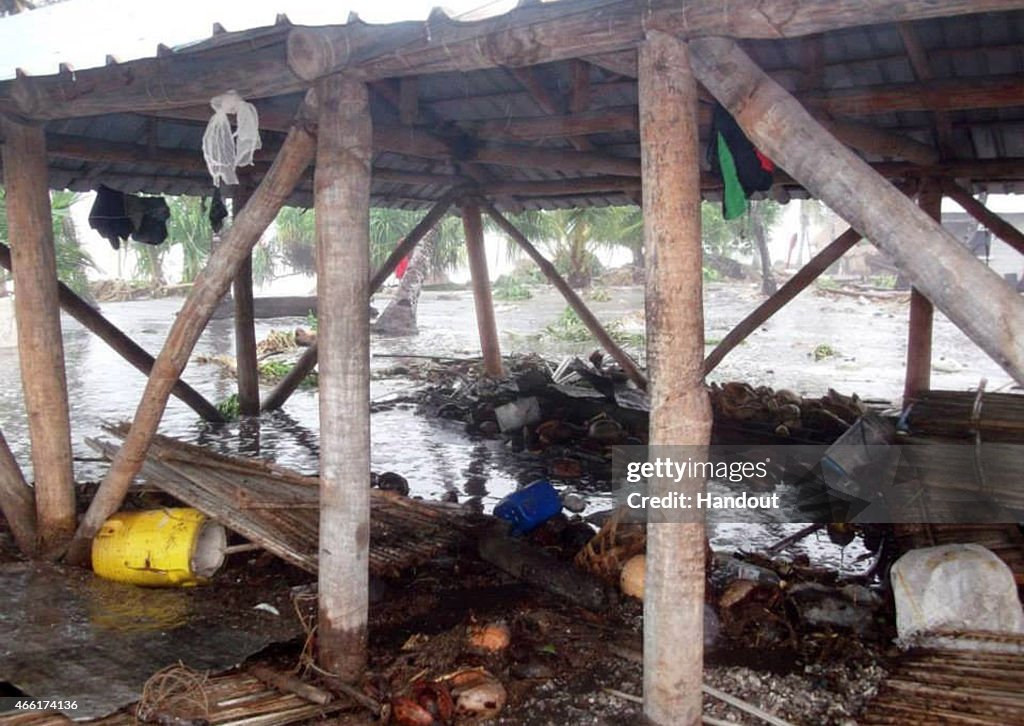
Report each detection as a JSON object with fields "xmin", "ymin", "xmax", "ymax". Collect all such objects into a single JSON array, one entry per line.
[{"xmin": 0, "ymin": 0, "xmax": 519, "ymax": 79}]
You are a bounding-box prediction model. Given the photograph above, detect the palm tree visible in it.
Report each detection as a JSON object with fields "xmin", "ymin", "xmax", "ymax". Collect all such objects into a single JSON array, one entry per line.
[
  {"xmin": 0, "ymin": 187, "xmax": 95, "ymax": 299},
  {"xmin": 165, "ymin": 196, "xmax": 213, "ymax": 283}
]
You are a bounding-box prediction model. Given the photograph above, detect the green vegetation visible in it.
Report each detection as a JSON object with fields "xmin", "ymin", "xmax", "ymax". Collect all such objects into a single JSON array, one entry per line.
[
  {"xmin": 586, "ymin": 287, "xmax": 611, "ymax": 302},
  {"xmin": 816, "ymin": 276, "xmax": 839, "ymax": 291},
  {"xmin": 543, "ymin": 306, "xmax": 644, "ymax": 349},
  {"xmin": 869, "ymin": 274, "xmax": 897, "ymax": 290},
  {"xmin": 216, "ymin": 394, "xmax": 240, "ymax": 421},
  {"xmin": 258, "ymin": 359, "xmax": 318, "ymax": 388},
  {"xmin": 492, "ymin": 274, "xmax": 533, "ymax": 301},
  {"xmin": 813, "ymin": 343, "xmax": 837, "ymax": 361}
]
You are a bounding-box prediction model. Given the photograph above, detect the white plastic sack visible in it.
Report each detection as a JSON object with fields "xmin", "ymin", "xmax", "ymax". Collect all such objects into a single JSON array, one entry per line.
[
  {"xmin": 891, "ymin": 543, "xmax": 1024, "ymax": 645},
  {"xmin": 202, "ymin": 90, "xmax": 262, "ymax": 186}
]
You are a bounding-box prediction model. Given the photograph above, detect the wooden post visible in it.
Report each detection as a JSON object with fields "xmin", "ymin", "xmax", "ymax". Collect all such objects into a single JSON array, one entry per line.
[
  {"xmin": 260, "ymin": 191, "xmax": 458, "ymax": 412},
  {"xmin": 66, "ymin": 120, "xmax": 316, "ymax": 566},
  {"xmin": 0, "ymin": 428, "xmax": 37, "ymax": 557},
  {"xmin": 639, "ymin": 32, "xmax": 710, "ymax": 726},
  {"xmin": 481, "ymin": 201, "xmax": 647, "ymax": 389},
  {"xmin": 0, "ymin": 116, "xmax": 76, "ymax": 555},
  {"xmin": 314, "ymin": 73, "xmax": 372, "ymax": 683},
  {"xmin": 904, "ymin": 180, "xmax": 939, "ymax": 401},
  {"xmin": 689, "ymin": 37, "xmax": 1024, "ymax": 385},
  {"xmin": 704, "ymin": 228, "xmax": 862, "ymax": 374},
  {"xmin": 943, "ymin": 180, "xmax": 1024, "ymax": 256},
  {"xmin": 0, "ymin": 243, "xmax": 223, "ymax": 421},
  {"xmin": 461, "ymin": 201, "xmax": 503, "ymax": 377},
  {"xmin": 232, "ymin": 184, "xmax": 260, "ymax": 416}
]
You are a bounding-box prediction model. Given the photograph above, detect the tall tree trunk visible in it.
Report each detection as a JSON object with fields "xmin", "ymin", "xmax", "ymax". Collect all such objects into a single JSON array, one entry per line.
[
  {"xmin": 372, "ymin": 228, "xmax": 435, "ymax": 336},
  {"xmin": 144, "ymin": 245, "xmax": 166, "ymax": 290},
  {"xmin": 751, "ymin": 203, "xmax": 777, "ymax": 295}
]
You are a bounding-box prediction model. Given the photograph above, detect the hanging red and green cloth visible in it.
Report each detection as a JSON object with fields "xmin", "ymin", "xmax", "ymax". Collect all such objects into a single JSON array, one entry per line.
[{"xmin": 707, "ymin": 103, "xmax": 774, "ymax": 220}]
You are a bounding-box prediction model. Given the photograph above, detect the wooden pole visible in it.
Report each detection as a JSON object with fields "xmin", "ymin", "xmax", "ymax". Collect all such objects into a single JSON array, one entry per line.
[
  {"xmin": 904, "ymin": 180, "xmax": 939, "ymax": 401},
  {"xmin": 0, "ymin": 116, "xmax": 76, "ymax": 555},
  {"xmin": 314, "ymin": 73, "xmax": 372, "ymax": 683},
  {"xmin": 232, "ymin": 184, "xmax": 260, "ymax": 416},
  {"xmin": 481, "ymin": 201, "xmax": 647, "ymax": 389},
  {"xmin": 943, "ymin": 180, "xmax": 1024, "ymax": 256},
  {"xmin": 0, "ymin": 242, "xmax": 224, "ymax": 422},
  {"xmin": 260, "ymin": 191, "xmax": 457, "ymax": 412},
  {"xmin": 703, "ymin": 228, "xmax": 862, "ymax": 374},
  {"xmin": 0, "ymin": 427, "xmax": 37, "ymax": 557},
  {"xmin": 689, "ymin": 36, "xmax": 1024, "ymax": 385},
  {"xmin": 639, "ymin": 32, "xmax": 710, "ymax": 726},
  {"xmin": 65, "ymin": 120, "xmax": 316, "ymax": 566},
  {"xmin": 461, "ymin": 201, "xmax": 503, "ymax": 377}
]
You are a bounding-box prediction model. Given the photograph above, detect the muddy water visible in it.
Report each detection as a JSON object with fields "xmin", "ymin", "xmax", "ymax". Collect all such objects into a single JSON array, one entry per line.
[{"xmin": 0, "ymin": 282, "xmax": 1012, "ymax": 570}]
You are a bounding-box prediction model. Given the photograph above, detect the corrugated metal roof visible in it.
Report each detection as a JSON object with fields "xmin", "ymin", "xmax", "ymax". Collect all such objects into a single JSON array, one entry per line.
[{"xmin": 0, "ymin": 2, "xmax": 1021, "ymax": 210}]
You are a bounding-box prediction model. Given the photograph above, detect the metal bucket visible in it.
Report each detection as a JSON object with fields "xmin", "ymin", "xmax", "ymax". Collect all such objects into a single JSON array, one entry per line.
[{"xmin": 91, "ymin": 508, "xmax": 226, "ymax": 587}]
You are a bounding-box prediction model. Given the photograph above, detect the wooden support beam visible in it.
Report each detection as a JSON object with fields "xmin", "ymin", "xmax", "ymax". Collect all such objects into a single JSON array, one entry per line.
[
  {"xmin": 481, "ymin": 175, "xmax": 640, "ymax": 197},
  {"xmin": 398, "ymin": 77, "xmax": 419, "ymax": 126},
  {"xmin": 462, "ymin": 201, "xmax": 503, "ymax": 377},
  {"xmin": 482, "ymin": 202, "xmax": 647, "ymax": 389},
  {"xmin": 509, "ymin": 66, "xmax": 595, "ymax": 152},
  {"xmin": 0, "ymin": 117, "xmax": 76, "ymax": 556},
  {"xmin": 0, "ymin": 427, "xmax": 38, "ymax": 557},
  {"xmin": 639, "ymin": 31, "xmax": 709, "ymax": 726},
  {"xmin": 569, "ymin": 59, "xmax": 591, "ymax": 114},
  {"xmin": 314, "ymin": 73, "xmax": 372, "ymax": 683},
  {"xmin": 689, "ymin": 36, "xmax": 1024, "ymax": 384},
  {"xmin": 904, "ymin": 180, "xmax": 940, "ymax": 400},
  {"xmin": 704, "ymin": 229, "xmax": 862, "ymax": 374},
  {"xmin": 66, "ymin": 114, "xmax": 317, "ymax": 566},
  {"xmin": 0, "ymin": 243, "xmax": 224, "ymax": 422},
  {"xmin": 818, "ymin": 117, "xmax": 940, "ymax": 166},
  {"xmin": 468, "ymin": 107, "xmax": 637, "ymax": 141},
  {"xmin": 260, "ymin": 190, "xmax": 458, "ymax": 412},
  {"xmin": 808, "ymin": 74, "xmax": 1024, "ymax": 116},
  {"xmin": 473, "ymin": 143, "xmax": 639, "ymax": 177},
  {"xmin": 898, "ymin": 23, "xmax": 956, "ymax": 157},
  {"xmin": 286, "ymin": 0, "xmax": 1023, "ymax": 83},
  {"xmin": 943, "ymin": 180, "xmax": 1024, "ymax": 256},
  {"xmin": 232, "ymin": 184, "xmax": 260, "ymax": 416}
]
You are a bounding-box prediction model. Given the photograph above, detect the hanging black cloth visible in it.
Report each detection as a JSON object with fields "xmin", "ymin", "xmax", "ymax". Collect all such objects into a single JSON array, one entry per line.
[
  {"xmin": 208, "ymin": 188, "xmax": 228, "ymax": 233},
  {"xmin": 88, "ymin": 185, "xmax": 170, "ymax": 249},
  {"xmin": 707, "ymin": 104, "xmax": 774, "ymax": 219}
]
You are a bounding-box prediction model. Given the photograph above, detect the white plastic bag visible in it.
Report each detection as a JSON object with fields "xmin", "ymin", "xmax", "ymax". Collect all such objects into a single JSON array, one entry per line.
[{"xmin": 202, "ymin": 90, "xmax": 262, "ymax": 186}]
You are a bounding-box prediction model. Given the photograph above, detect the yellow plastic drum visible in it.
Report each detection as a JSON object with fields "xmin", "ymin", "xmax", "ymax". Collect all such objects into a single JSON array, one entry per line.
[{"xmin": 91, "ymin": 508, "xmax": 227, "ymax": 587}]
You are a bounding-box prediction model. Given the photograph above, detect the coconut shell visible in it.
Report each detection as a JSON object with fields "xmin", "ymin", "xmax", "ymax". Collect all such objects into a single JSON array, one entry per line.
[
  {"xmin": 467, "ymin": 621, "xmax": 511, "ymax": 653},
  {"xmin": 620, "ymin": 553, "xmax": 646, "ymax": 599}
]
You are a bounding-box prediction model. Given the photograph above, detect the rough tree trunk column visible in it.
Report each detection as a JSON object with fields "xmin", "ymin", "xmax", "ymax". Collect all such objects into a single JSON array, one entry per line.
[
  {"xmin": 689, "ymin": 36, "xmax": 1024, "ymax": 384},
  {"xmin": 66, "ymin": 121, "xmax": 316, "ymax": 566},
  {"xmin": 0, "ymin": 117, "xmax": 76, "ymax": 556},
  {"xmin": 0, "ymin": 428, "xmax": 37, "ymax": 557},
  {"xmin": 314, "ymin": 73, "xmax": 372, "ymax": 683},
  {"xmin": 462, "ymin": 201, "xmax": 504, "ymax": 377},
  {"xmin": 904, "ymin": 180, "xmax": 939, "ymax": 401},
  {"xmin": 639, "ymin": 32, "xmax": 711, "ymax": 726},
  {"xmin": 233, "ymin": 183, "xmax": 260, "ymax": 416}
]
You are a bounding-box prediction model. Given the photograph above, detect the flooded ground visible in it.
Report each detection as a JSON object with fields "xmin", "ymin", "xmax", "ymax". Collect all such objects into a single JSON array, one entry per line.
[{"xmin": 0, "ymin": 280, "xmax": 1012, "ymax": 568}]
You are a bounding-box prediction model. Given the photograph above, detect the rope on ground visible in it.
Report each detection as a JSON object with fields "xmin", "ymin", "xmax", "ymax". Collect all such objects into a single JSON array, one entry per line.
[{"xmin": 135, "ymin": 663, "xmax": 210, "ymax": 725}]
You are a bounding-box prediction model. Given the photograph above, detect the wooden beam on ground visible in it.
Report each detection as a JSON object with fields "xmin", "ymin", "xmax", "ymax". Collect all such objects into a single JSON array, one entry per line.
[
  {"xmin": 314, "ymin": 73, "xmax": 372, "ymax": 683},
  {"xmin": 904, "ymin": 180, "xmax": 939, "ymax": 401},
  {"xmin": 1, "ymin": 117, "xmax": 76, "ymax": 556},
  {"xmin": 0, "ymin": 427, "xmax": 37, "ymax": 557},
  {"xmin": 639, "ymin": 31, "xmax": 710, "ymax": 726},
  {"xmin": 65, "ymin": 113, "xmax": 317, "ymax": 567},
  {"xmin": 689, "ymin": 36, "xmax": 1024, "ymax": 384},
  {"xmin": 232, "ymin": 184, "xmax": 260, "ymax": 416},
  {"xmin": 260, "ymin": 190, "xmax": 458, "ymax": 412},
  {"xmin": 285, "ymin": 0, "xmax": 1023, "ymax": 83},
  {"xmin": 482, "ymin": 202, "xmax": 647, "ymax": 389},
  {"xmin": 462, "ymin": 201, "xmax": 503, "ymax": 377},
  {"xmin": 0, "ymin": 243, "xmax": 224, "ymax": 422},
  {"xmin": 943, "ymin": 180, "xmax": 1024, "ymax": 256},
  {"xmin": 703, "ymin": 228, "xmax": 862, "ymax": 374}
]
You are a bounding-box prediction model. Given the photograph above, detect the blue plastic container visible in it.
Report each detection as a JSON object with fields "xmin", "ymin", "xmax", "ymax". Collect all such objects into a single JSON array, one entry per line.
[{"xmin": 494, "ymin": 479, "xmax": 562, "ymax": 535}]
